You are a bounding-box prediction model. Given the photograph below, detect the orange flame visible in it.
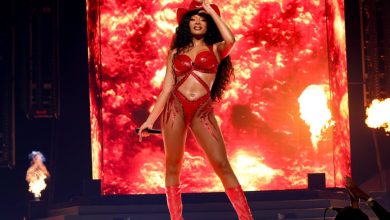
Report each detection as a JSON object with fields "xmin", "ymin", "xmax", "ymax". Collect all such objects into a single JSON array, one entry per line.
[
  {"xmin": 365, "ymin": 98, "xmax": 390, "ymax": 132},
  {"xmin": 26, "ymin": 151, "xmax": 50, "ymax": 199},
  {"xmin": 298, "ymin": 85, "xmax": 333, "ymax": 151}
]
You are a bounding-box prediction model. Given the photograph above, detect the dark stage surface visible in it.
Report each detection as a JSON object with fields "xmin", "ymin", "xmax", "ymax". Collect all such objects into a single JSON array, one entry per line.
[{"xmin": 0, "ymin": 0, "xmax": 389, "ymax": 220}]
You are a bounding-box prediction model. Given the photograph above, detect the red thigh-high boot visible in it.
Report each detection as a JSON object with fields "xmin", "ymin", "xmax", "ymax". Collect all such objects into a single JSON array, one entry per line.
[
  {"xmin": 166, "ymin": 185, "xmax": 184, "ymax": 220},
  {"xmin": 225, "ymin": 185, "xmax": 254, "ymax": 220}
]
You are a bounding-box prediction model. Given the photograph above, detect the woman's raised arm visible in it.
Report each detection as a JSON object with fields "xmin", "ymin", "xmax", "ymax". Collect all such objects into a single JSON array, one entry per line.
[{"xmin": 202, "ymin": 0, "xmax": 235, "ymax": 59}]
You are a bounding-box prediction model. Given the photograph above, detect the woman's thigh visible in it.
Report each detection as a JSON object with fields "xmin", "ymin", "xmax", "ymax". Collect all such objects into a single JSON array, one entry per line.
[
  {"xmin": 190, "ymin": 112, "xmax": 229, "ymax": 166},
  {"xmin": 161, "ymin": 95, "xmax": 187, "ymax": 163}
]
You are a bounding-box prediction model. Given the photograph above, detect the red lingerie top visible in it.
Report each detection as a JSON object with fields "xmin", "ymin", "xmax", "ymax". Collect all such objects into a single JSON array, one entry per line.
[{"xmin": 173, "ymin": 46, "xmax": 219, "ymax": 76}]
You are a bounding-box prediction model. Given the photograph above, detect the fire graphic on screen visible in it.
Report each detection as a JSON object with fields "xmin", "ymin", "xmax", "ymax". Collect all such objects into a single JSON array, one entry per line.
[
  {"xmin": 298, "ymin": 85, "xmax": 334, "ymax": 152},
  {"xmin": 86, "ymin": 0, "xmax": 350, "ymax": 194}
]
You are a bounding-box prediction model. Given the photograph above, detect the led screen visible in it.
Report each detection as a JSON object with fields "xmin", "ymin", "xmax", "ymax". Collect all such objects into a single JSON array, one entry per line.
[{"xmin": 86, "ymin": 0, "xmax": 350, "ymax": 194}]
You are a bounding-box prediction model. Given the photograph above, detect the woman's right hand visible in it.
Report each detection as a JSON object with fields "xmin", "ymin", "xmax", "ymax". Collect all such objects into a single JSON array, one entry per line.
[{"xmin": 138, "ymin": 121, "xmax": 153, "ymax": 142}]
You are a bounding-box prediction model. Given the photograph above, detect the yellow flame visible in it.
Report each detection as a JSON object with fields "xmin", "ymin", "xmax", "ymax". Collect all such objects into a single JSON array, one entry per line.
[
  {"xmin": 276, "ymin": 53, "xmax": 285, "ymax": 68},
  {"xmin": 339, "ymin": 93, "xmax": 349, "ymax": 119},
  {"xmin": 365, "ymin": 98, "xmax": 390, "ymax": 132},
  {"xmin": 312, "ymin": 0, "xmax": 321, "ymax": 6},
  {"xmin": 151, "ymin": 67, "xmax": 166, "ymax": 88},
  {"xmin": 26, "ymin": 156, "xmax": 50, "ymax": 198},
  {"xmin": 294, "ymin": 11, "xmax": 313, "ymax": 24},
  {"xmin": 223, "ymin": 80, "xmax": 241, "ymax": 100},
  {"xmin": 160, "ymin": 0, "xmax": 182, "ymax": 5},
  {"xmin": 298, "ymin": 85, "xmax": 333, "ymax": 151},
  {"xmin": 230, "ymin": 150, "xmax": 283, "ymax": 190},
  {"xmin": 225, "ymin": 3, "xmax": 258, "ymax": 30},
  {"xmin": 140, "ymin": 161, "xmax": 165, "ymax": 190},
  {"xmin": 154, "ymin": 9, "xmax": 177, "ymax": 34}
]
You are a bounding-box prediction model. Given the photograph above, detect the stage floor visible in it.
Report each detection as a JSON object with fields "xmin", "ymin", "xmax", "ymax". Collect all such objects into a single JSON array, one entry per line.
[{"xmin": 32, "ymin": 188, "xmax": 384, "ymax": 220}]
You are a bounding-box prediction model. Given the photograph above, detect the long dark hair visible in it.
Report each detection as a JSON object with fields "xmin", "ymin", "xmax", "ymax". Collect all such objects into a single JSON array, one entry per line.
[{"xmin": 171, "ymin": 10, "xmax": 234, "ymax": 101}]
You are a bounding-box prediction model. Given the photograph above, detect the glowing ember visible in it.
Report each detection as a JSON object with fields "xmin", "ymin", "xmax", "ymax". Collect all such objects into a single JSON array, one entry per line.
[
  {"xmin": 298, "ymin": 85, "xmax": 333, "ymax": 151},
  {"xmin": 365, "ymin": 98, "xmax": 390, "ymax": 132},
  {"xmin": 26, "ymin": 151, "xmax": 50, "ymax": 199}
]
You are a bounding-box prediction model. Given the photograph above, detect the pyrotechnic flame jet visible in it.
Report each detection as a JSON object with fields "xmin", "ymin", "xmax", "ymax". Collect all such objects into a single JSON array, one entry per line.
[{"xmin": 26, "ymin": 151, "xmax": 50, "ymax": 200}]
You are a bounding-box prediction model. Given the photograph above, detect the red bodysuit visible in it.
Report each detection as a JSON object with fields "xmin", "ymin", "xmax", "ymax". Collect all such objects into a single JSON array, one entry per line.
[{"xmin": 163, "ymin": 45, "xmax": 219, "ymax": 127}]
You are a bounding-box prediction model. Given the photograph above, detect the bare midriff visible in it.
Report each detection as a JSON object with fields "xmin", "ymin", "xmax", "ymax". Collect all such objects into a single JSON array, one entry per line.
[{"xmin": 177, "ymin": 70, "xmax": 215, "ymax": 101}]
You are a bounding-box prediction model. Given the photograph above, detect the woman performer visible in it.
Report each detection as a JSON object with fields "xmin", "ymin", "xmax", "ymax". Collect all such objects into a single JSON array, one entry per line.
[{"xmin": 138, "ymin": 0, "xmax": 253, "ymax": 219}]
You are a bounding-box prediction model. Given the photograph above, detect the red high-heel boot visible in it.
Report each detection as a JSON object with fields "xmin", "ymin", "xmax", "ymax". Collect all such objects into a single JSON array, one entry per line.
[
  {"xmin": 166, "ymin": 185, "xmax": 184, "ymax": 220},
  {"xmin": 225, "ymin": 185, "xmax": 254, "ymax": 220}
]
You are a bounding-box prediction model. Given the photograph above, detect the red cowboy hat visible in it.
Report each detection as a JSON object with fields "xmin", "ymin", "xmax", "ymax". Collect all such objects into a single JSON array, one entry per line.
[{"xmin": 176, "ymin": 0, "xmax": 221, "ymax": 24}]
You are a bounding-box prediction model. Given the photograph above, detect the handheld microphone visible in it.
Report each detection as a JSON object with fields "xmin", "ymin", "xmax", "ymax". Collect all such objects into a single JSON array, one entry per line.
[{"xmin": 135, "ymin": 128, "xmax": 162, "ymax": 134}]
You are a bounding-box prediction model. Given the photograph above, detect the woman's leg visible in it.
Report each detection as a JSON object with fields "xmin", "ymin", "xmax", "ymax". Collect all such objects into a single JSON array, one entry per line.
[
  {"xmin": 190, "ymin": 112, "xmax": 239, "ymax": 188},
  {"xmin": 162, "ymin": 96, "xmax": 187, "ymax": 187},
  {"xmin": 161, "ymin": 95, "xmax": 187, "ymax": 220},
  {"xmin": 191, "ymin": 112, "xmax": 253, "ymax": 220}
]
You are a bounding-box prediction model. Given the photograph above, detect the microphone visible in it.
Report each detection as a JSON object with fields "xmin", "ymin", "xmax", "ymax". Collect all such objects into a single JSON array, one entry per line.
[{"xmin": 135, "ymin": 128, "xmax": 162, "ymax": 134}]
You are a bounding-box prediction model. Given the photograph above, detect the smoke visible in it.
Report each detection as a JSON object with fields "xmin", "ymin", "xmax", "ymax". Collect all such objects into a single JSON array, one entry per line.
[{"xmin": 28, "ymin": 151, "xmax": 46, "ymax": 162}]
